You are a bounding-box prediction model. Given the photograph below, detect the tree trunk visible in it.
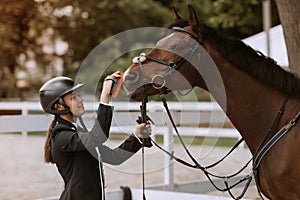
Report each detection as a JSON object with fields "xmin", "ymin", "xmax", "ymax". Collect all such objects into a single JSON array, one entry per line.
[{"xmin": 275, "ymin": 0, "xmax": 300, "ymax": 76}]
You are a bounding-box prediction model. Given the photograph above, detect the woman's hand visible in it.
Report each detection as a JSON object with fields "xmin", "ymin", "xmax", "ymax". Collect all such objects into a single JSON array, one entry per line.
[
  {"xmin": 134, "ymin": 122, "xmax": 152, "ymax": 139},
  {"xmin": 100, "ymin": 71, "xmax": 122, "ymax": 103}
]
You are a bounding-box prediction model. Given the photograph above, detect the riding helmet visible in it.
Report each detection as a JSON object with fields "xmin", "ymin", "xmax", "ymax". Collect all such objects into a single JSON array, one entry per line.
[{"xmin": 39, "ymin": 76, "xmax": 84, "ymax": 115}]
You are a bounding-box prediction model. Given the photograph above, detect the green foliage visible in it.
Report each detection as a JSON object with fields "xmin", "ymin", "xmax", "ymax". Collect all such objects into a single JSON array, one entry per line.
[
  {"xmin": 0, "ymin": 0, "xmax": 37, "ymax": 98},
  {"xmin": 0, "ymin": 0, "xmax": 280, "ymax": 100},
  {"xmin": 169, "ymin": 0, "xmax": 279, "ymax": 38},
  {"xmin": 50, "ymin": 0, "xmax": 171, "ymax": 68}
]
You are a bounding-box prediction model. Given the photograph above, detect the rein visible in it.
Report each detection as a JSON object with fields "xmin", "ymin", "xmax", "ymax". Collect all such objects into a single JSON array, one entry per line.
[
  {"xmin": 152, "ymin": 93, "xmax": 299, "ymax": 199},
  {"xmin": 158, "ymin": 93, "xmax": 252, "ymax": 199}
]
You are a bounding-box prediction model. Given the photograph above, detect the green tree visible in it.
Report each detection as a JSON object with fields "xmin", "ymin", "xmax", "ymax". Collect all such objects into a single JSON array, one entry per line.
[
  {"xmin": 0, "ymin": 0, "xmax": 286, "ymax": 99},
  {"xmin": 0, "ymin": 0, "xmax": 41, "ymax": 98},
  {"xmin": 168, "ymin": 0, "xmax": 279, "ymax": 38},
  {"xmin": 0, "ymin": 0, "xmax": 171, "ymax": 99},
  {"xmin": 42, "ymin": 0, "xmax": 171, "ymax": 73}
]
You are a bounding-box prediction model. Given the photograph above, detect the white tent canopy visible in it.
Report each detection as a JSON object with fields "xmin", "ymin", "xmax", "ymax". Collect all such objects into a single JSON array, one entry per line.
[{"xmin": 242, "ymin": 25, "xmax": 288, "ymax": 67}]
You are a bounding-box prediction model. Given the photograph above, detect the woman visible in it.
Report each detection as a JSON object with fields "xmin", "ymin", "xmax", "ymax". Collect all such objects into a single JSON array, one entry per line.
[{"xmin": 39, "ymin": 71, "xmax": 151, "ymax": 200}]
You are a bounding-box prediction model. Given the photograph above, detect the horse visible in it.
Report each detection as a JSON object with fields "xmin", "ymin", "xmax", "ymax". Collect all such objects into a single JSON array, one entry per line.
[{"xmin": 122, "ymin": 5, "xmax": 300, "ymax": 200}]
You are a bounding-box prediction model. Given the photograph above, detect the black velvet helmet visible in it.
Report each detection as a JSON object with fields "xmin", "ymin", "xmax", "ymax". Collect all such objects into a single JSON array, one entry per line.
[{"xmin": 39, "ymin": 77, "xmax": 84, "ymax": 115}]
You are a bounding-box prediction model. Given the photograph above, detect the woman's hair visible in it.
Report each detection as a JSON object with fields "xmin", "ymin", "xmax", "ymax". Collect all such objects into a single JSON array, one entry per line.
[{"xmin": 44, "ymin": 119, "xmax": 56, "ymax": 164}]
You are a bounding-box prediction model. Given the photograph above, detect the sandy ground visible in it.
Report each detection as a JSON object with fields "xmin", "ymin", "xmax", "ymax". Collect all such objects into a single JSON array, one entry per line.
[{"xmin": 0, "ymin": 134, "xmax": 261, "ymax": 200}]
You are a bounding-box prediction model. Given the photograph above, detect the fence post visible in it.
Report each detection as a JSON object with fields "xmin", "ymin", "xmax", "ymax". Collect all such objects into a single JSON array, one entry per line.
[{"xmin": 21, "ymin": 103, "xmax": 28, "ymax": 137}]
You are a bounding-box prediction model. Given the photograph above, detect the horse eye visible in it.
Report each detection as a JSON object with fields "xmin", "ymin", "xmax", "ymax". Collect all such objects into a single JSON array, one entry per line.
[{"xmin": 171, "ymin": 44, "xmax": 183, "ymax": 51}]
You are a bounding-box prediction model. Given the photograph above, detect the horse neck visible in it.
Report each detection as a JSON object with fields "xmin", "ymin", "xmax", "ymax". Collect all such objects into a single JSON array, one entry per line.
[{"xmin": 197, "ymin": 45, "xmax": 286, "ymax": 153}]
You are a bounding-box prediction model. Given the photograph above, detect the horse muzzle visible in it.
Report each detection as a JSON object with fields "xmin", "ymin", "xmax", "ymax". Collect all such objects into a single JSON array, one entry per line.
[
  {"xmin": 123, "ymin": 69, "xmax": 169, "ymax": 101},
  {"xmin": 122, "ymin": 69, "xmax": 147, "ymax": 99}
]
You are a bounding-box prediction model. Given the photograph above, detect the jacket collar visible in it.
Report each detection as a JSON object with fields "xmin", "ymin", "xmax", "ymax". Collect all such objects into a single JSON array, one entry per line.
[{"xmin": 56, "ymin": 116, "xmax": 77, "ymax": 130}]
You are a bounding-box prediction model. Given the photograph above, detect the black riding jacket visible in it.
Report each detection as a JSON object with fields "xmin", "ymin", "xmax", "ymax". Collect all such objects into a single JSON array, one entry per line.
[{"xmin": 51, "ymin": 103, "xmax": 142, "ymax": 200}]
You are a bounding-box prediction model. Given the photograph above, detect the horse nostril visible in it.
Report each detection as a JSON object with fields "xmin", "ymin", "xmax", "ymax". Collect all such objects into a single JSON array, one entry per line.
[{"xmin": 124, "ymin": 71, "xmax": 139, "ymax": 83}]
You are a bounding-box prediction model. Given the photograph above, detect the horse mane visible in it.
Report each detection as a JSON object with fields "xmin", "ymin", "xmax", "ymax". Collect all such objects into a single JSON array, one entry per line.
[{"xmin": 168, "ymin": 19, "xmax": 300, "ymax": 98}]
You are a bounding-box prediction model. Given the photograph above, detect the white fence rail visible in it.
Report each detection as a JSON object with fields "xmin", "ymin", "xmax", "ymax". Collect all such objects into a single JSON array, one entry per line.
[
  {"xmin": 0, "ymin": 101, "xmax": 244, "ymax": 194},
  {"xmin": 0, "ymin": 101, "xmax": 238, "ymax": 137}
]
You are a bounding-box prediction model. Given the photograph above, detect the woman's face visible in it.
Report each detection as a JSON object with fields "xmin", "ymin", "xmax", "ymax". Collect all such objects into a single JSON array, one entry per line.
[{"xmin": 63, "ymin": 90, "xmax": 85, "ymax": 116}]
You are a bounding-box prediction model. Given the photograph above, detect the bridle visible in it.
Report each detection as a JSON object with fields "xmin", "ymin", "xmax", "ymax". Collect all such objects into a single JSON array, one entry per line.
[{"xmin": 132, "ymin": 27, "xmax": 203, "ymax": 94}]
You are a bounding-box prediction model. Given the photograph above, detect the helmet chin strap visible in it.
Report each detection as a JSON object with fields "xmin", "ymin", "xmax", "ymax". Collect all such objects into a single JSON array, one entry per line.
[{"xmin": 58, "ymin": 98, "xmax": 88, "ymax": 132}]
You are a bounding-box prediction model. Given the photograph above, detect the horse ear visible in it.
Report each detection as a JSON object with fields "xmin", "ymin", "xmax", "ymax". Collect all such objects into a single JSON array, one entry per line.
[
  {"xmin": 187, "ymin": 5, "xmax": 199, "ymax": 31},
  {"xmin": 172, "ymin": 7, "xmax": 182, "ymax": 21}
]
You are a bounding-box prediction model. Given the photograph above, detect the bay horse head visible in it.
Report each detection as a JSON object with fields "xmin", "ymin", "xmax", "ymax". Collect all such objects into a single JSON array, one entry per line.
[{"xmin": 123, "ymin": 5, "xmax": 217, "ymax": 101}]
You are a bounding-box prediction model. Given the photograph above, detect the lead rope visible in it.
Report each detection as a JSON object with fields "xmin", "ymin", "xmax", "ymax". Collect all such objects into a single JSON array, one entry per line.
[{"xmin": 159, "ymin": 92, "xmax": 253, "ymax": 199}]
